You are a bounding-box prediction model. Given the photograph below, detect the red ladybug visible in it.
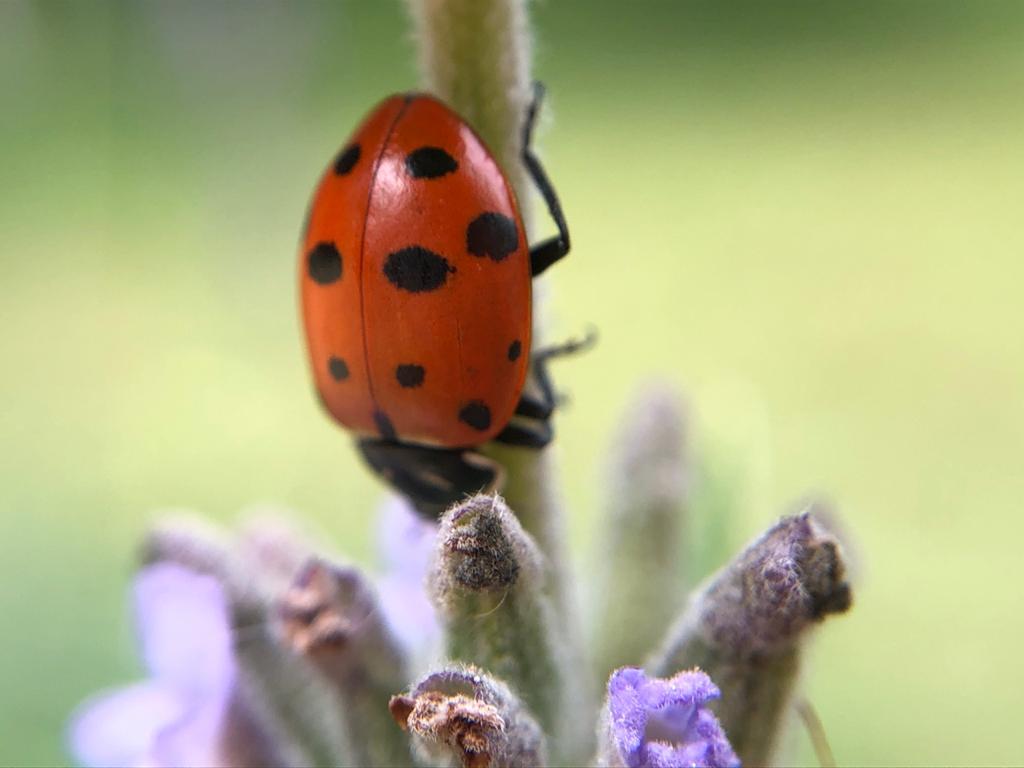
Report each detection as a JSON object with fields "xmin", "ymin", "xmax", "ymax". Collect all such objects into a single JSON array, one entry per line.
[{"xmin": 300, "ymin": 84, "xmax": 585, "ymax": 517}]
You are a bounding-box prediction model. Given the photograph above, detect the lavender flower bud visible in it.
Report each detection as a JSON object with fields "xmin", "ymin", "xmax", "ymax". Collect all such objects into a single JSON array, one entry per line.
[
  {"xmin": 142, "ymin": 513, "xmax": 312, "ymax": 620},
  {"xmin": 649, "ymin": 507, "xmax": 852, "ymax": 765},
  {"xmin": 144, "ymin": 516, "xmax": 355, "ymax": 766},
  {"xmin": 236, "ymin": 511, "xmax": 319, "ymax": 592},
  {"xmin": 594, "ymin": 384, "xmax": 691, "ymax": 679},
  {"xmin": 429, "ymin": 494, "xmax": 585, "ymax": 762},
  {"xmin": 229, "ymin": 601, "xmax": 351, "ymax": 768},
  {"xmin": 389, "ymin": 665, "xmax": 547, "ymax": 768},
  {"xmin": 68, "ymin": 562, "xmax": 287, "ymax": 768},
  {"xmin": 597, "ymin": 667, "xmax": 739, "ymax": 768},
  {"xmin": 141, "ymin": 514, "xmax": 234, "ymax": 579},
  {"xmin": 278, "ymin": 559, "xmax": 413, "ymax": 767}
]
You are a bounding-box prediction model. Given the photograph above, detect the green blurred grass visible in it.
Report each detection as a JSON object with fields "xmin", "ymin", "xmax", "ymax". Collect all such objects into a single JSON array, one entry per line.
[{"xmin": 3, "ymin": 1, "xmax": 1024, "ymax": 765}]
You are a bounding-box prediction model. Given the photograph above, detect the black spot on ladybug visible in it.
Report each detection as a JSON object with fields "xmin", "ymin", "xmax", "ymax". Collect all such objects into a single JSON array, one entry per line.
[
  {"xmin": 396, "ymin": 364, "xmax": 425, "ymax": 388},
  {"xmin": 333, "ymin": 144, "xmax": 361, "ymax": 175},
  {"xmin": 406, "ymin": 146, "xmax": 458, "ymax": 179},
  {"xmin": 383, "ymin": 246, "xmax": 455, "ymax": 293},
  {"xmin": 374, "ymin": 410, "xmax": 397, "ymax": 441},
  {"xmin": 328, "ymin": 356, "xmax": 349, "ymax": 381},
  {"xmin": 308, "ymin": 241, "xmax": 342, "ymax": 285},
  {"xmin": 459, "ymin": 400, "xmax": 492, "ymax": 432},
  {"xmin": 467, "ymin": 212, "xmax": 519, "ymax": 262},
  {"xmin": 507, "ymin": 339, "xmax": 522, "ymax": 362}
]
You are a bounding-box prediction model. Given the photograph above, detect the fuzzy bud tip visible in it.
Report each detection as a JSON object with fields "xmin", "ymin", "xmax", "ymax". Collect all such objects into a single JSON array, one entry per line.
[{"xmin": 700, "ymin": 510, "xmax": 851, "ymax": 657}]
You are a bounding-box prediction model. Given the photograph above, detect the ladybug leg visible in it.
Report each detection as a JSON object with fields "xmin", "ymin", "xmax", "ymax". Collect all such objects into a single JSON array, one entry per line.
[
  {"xmin": 514, "ymin": 390, "xmax": 554, "ymax": 421},
  {"xmin": 523, "ymin": 82, "xmax": 571, "ymax": 278},
  {"xmin": 356, "ymin": 438, "xmax": 503, "ymax": 520},
  {"xmin": 494, "ymin": 419, "xmax": 554, "ymax": 449},
  {"xmin": 529, "ymin": 328, "xmax": 598, "ymax": 410},
  {"xmin": 494, "ymin": 329, "xmax": 597, "ymax": 449}
]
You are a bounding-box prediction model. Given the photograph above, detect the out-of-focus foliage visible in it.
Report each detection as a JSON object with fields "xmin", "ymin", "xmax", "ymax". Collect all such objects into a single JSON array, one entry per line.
[{"xmin": 2, "ymin": 1, "xmax": 1023, "ymax": 765}]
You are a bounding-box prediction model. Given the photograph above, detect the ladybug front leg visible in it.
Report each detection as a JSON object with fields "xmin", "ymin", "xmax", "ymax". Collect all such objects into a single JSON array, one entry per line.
[
  {"xmin": 522, "ymin": 82, "xmax": 571, "ymax": 278},
  {"xmin": 529, "ymin": 329, "xmax": 598, "ymax": 409},
  {"xmin": 356, "ymin": 438, "xmax": 503, "ymax": 520}
]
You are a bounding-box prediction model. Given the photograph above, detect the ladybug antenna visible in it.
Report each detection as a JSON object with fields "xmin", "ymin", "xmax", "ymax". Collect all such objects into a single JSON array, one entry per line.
[{"xmin": 533, "ymin": 326, "xmax": 598, "ymax": 364}]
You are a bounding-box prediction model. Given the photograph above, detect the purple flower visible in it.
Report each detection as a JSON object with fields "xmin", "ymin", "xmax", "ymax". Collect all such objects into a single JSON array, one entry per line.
[
  {"xmin": 374, "ymin": 495, "xmax": 441, "ymax": 659},
  {"xmin": 69, "ymin": 563, "xmax": 235, "ymax": 768},
  {"xmin": 602, "ymin": 667, "xmax": 739, "ymax": 768}
]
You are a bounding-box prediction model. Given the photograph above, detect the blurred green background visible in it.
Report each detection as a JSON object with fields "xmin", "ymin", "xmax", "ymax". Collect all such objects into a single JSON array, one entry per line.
[{"xmin": 3, "ymin": 1, "xmax": 1023, "ymax": 765}]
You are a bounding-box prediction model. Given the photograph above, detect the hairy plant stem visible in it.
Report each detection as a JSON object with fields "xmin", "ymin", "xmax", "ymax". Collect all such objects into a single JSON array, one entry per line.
[
  {"xmin": 408, "ymin": 0, "xmax": 532, "ymax": 206},
  {"xmin": 407, "ymin": 3, "xmax": 592, "ymax": 761},
  {"xmin": 406, "ymin": 0, "xmax": 562, "ymax": 564},
  {"xmin": 430, "ymin": 497, "xmax": 562, "ymax": 744},
  {"xmin": 593, "ymin": 384, "xmax": 691, "ymax": 680}
]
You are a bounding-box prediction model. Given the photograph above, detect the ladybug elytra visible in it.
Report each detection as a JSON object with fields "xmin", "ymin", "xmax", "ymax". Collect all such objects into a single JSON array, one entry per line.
[{"xmin": 299, "ymin": 84, "xmax": 585, "ymax": 517}]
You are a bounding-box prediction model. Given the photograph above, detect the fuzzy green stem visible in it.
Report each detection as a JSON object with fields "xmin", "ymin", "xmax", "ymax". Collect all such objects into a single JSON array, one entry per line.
[
  {"xmin": 407, "ymin": 0, "xmax": 532, "ymax": 214},
  {"xmin": 407, "ymin": 2, "xmax": 591, "ymax": 758},
  {"xmin": 406, "ymin": 0, "xmax": 564, "ymax": 564},
  {"xmin": 593, "ymin": 383, "xmax": 691, "ymax": 679},
  {"xmin": 430, "ymin": 495, "xmax": 586, "ymax": 763}
]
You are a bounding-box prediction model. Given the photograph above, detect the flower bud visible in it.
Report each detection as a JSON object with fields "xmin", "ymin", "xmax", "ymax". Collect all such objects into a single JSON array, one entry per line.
[
  {"xmin": 649, "ymin": 507, "xmax": 852, "ymax": 764},
  {"xmin": 279, "ymin": 559, "xmax": 413, "ymax": 767},
  {"xmin": 390, "ymin": 665, "xmax": 547, "ymax": 768}
]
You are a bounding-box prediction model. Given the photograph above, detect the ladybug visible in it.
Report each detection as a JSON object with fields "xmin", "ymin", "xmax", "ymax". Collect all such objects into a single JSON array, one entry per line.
[{"xmin": 299, "ymin": 84, "xmax": 586, "ymax": 518}]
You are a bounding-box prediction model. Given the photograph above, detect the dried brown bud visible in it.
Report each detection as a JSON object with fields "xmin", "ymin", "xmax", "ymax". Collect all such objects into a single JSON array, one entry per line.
[
  {"xmin": 392, "ymin": 665, "xmax": 546, "ymax": 768},
  {"xmin": 278, "ymin": 558, "xmax": 412, "ymax": 767},
  {"xmin": 390, "ymin": 691, "xmax": 505, "ymax": 768}
]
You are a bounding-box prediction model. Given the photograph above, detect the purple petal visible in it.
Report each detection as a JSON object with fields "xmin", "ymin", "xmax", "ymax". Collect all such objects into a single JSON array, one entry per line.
[
  {"xmin": 608, "ymin": 668, "xmax": 648, "ymax": 765},
  {"xmin": 607, "ymin": 667, "xmax": 739, "ymax": 768},
  {"xmin": 68, "ymin": 682, "xmax": 187, "ymax": 768},
  {"xmin": 645, "ymin": 741, "xmax": 696, "ymax": 768},
  {"xmin": 375, "ymin": 495, "xmax": 440, "ymax": 655},
  {"xmin": 151, "ymin": 697, "xmax": 227, "ymax": 768},
  {"xmin": 376, "ymin": 494, "xmax": 437, "ymax": 577},
  {"xmin": 376, "ymin": 572, "xmax": 441, "ymax": 657},
  {"xmin": 134, "ymin": 563, "xmax": 234, "ymax": 697}
]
